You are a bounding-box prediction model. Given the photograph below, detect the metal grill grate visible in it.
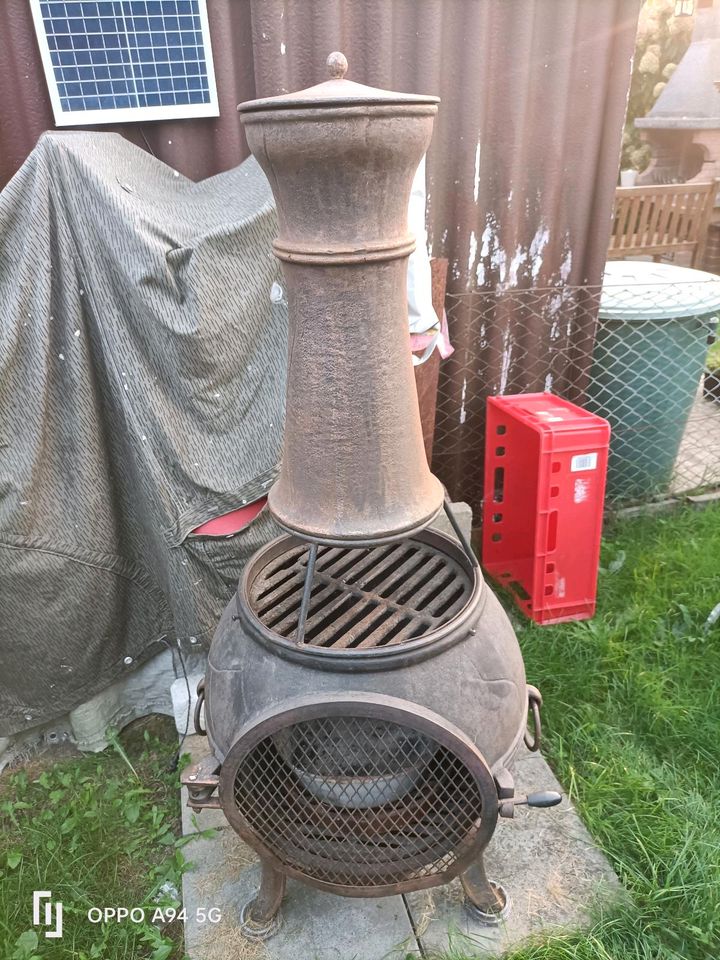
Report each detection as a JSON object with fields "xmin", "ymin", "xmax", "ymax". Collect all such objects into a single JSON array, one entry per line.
[
  {"xmin": 248, "ymin": 539, "xmax": 473, "ymax": 648},
  {"xmin": 232, "ymin": 716, "xmax": 484, "ymax": 888}
]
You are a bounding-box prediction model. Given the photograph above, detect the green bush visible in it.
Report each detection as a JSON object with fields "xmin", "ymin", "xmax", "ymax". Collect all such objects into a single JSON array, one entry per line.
[
  {"xmin": 621, "ymin": 0, "xmax": 694, "ymax": 172},
  {"xmin": 706, "ymin": 326, "xmax": 720, "ymax": 373}
]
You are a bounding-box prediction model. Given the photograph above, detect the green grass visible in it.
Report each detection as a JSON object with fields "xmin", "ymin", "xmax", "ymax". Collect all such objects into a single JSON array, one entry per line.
[
  {"xmin": 0, "ymin": 721, "xmax": 193, "ymax": 960},
  {"xmin": 497, "ymin": 503, "xmax": 720, "ymax": 960}
]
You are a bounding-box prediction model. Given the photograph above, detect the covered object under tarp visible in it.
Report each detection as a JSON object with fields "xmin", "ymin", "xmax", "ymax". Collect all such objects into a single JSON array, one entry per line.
[{"xmin": 0, "ymin": 132, "xmax": 286, "ymax": 737}]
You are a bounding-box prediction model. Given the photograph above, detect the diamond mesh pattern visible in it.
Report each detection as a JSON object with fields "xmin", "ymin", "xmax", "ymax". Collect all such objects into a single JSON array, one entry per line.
[
  {"xmin": 432, "ymin": 283, "xmax": 720, "ymax": 514},
  {"xmin": 232, "ymin": 716, "xmax": 484, "ymax": 887}
]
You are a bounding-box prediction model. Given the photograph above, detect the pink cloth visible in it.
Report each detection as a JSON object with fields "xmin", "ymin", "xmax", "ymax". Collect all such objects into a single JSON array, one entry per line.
[
  {"xmin": 410, "ymin": 310, "xmax": 454, "ymax": 359},
  {"xmin": 191, "ymin": 497, "xmax": 267, "ymax": 536}
]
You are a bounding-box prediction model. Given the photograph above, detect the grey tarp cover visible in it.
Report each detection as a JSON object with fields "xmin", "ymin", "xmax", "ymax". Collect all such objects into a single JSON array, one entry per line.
[{"xmin": 0, "ymin": 132, "xmax": 286, "ymax": 737}]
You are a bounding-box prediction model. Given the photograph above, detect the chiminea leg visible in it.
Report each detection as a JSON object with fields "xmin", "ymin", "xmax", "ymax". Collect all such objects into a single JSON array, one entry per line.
[
  {"xmin": 239, "ymin": 859, "xmax": 286, "ymax": 940},
  {"xmin": 461, "ymin": 854, "xmax": 510, "ymax": 925}
]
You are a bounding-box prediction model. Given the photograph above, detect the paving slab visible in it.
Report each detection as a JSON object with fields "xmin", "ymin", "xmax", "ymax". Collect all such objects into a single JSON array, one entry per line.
[
  {"xmin": 686, "ymin": 489, "xmax": 720, "ymax": 506},
  {"xmin": 405, "ymin": 745, "xmax": 624, "ymax": 957},
  {"xmin": 672, "ymin": 388, "xmax": 720, "ymax": 494},
  {"xmin": 181, "ymin": 834, "xmax": 417, "ymax": 960},
  {"xmin": 181, "ymin": 735, "xmax": 417, "ymax": 960},
  {"xmin": 180, "ymin": 736, "xmax": 622, "ymax": 960},
  {"xmin": 431, "ymin": 500, "xmax": 473, "ymax": 540}
]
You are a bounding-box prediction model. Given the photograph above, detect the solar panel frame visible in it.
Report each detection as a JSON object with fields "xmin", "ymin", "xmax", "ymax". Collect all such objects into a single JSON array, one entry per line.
[{"xmin": 30, "ymin": 0, "xmax": 219, "ymax": 126}]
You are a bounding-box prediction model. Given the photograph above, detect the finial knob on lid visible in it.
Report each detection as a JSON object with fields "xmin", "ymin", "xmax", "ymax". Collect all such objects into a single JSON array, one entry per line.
[{"xmin": 327, "ymin": 51, "xmax": 348, "ymax": 80}]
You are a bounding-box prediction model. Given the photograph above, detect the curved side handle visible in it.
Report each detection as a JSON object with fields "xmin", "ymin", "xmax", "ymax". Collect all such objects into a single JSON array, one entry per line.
[
  {"xmin": 523, "ymin": 685, "xmax": 542, "ymax": 752},
  {"xmin": 194, "ymin": 678, "xmax": 207, "ymax": 736}
]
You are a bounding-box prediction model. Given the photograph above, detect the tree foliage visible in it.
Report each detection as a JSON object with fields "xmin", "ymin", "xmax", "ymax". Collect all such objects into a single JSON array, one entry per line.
[{"xmin": 622, "ymin": 0, "xmax": 694, "ymax": 171}]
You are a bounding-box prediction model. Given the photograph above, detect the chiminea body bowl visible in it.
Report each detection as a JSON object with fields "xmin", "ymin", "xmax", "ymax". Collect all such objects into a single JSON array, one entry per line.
[
  {"xmin": 196, "ymin": 529, "xmax": 532, "ymax": 906},
  {"xmin": 206, "ymin": 533, "xmax": 528, "ymax": 774}
]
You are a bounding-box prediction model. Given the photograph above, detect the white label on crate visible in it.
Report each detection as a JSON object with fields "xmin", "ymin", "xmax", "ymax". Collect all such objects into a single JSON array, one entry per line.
[
  {"xmin": 571, "ymin": 452, "xmax": 598, "ymax": 472},
  {"xmin": 574, "ymin": 478, "xmax": 590, "ymax": 504}
]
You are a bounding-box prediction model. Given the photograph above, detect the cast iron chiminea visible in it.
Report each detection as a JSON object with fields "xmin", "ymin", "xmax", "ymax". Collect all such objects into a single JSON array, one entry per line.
[{"xmin": 182, "ymin": 53, "xmax": 560, "ymax": 939}]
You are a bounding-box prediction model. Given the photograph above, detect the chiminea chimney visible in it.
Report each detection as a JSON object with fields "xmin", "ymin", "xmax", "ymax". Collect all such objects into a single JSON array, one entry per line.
[{"xmin": 239, "ymin": 52, "xmax": 444, "ymax": 544}]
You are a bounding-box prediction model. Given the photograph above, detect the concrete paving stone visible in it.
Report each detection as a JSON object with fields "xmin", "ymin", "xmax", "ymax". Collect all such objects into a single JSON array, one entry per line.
[
  {"xmin": 182, "ymin": 827, "xmax": 417, "ymax": 960},
  {"xmin": 615, "ymin": 499, "xmax": 680, "ymax": 519},
  {"xmin": 672, "ymin": 389, "xmax": 720, "ymax": 494},
  {"xmin": 686, "ymin": 489, "xmax": 720, "ymax": 505},
  {"xmin": 406, "ymin": 745, "xmax": 624, "ymax": 958},
  {"xmin": 180, "ymin": 739, "xmax": 623, "ymax": 960}
]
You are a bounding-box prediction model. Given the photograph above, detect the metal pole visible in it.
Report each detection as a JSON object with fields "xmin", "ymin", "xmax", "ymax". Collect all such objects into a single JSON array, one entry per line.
[
  {"xmin": 443, "ymin": 497, "xmax": 479, "ymax": 569},
  {"xmin": 295, "ymin": 542, "xmax": 318, "ymax": 644}
]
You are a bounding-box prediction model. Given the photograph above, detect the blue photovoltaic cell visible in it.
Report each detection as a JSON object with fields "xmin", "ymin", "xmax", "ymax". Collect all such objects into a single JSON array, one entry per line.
[{"xmin": 38, "ymin": 1, "xmax": 212, "ymax": 114}]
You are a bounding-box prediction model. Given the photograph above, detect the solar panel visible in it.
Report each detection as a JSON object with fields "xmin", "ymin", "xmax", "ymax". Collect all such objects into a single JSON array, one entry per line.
[{"xmin": 30, "ymin": 1, "xmax": 219, "ymax": 125}]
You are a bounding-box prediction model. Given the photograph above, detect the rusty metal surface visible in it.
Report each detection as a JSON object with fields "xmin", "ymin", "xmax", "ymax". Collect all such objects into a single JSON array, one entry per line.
[
  {"xmin": 523, "ymin": 686, "xmax": 543, "ymax": 753},
  {"xmin": 244, "ymin": 0, "xmax": 640, "ymax": 507},
  {"xmin": 235, "ymin": 527, "xmax": 486, "ymax": 669},
  {"xmin": 240, "ymin": 860, "xmax": 286, "ymax": 940},
  {"xmin": 209, "ymin": 576, "xmax": 528, "ymax": 774},
  {"xmin": 181, "ymin": 754, "xmax": 222, "ymax": 812},
  {"xmin": 194, "ymin": 679, "xmax": 207, "ymax": 737},
  {"xmin": 239, "ymin": 55, "xmax": 444, "ymax": 543},
  {"xmin": 461, "ymin": 858, "xmax": 510, "ymax": 922},
  {"xmin": 217, "ymin": 695, "xmax": 500, "ymax": 898},
  {"xmin": 247, "ymin": 535, "xmax": 473, "ymax": 648},
  {"xmin": 0, "ymin": 1, "xmax": 639, "ymax": 511}
]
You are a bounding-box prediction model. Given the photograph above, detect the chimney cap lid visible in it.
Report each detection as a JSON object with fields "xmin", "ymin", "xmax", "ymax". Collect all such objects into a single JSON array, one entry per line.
[{"xmin": 238, "ymin": 51, "xmax": 439, "ymax": 114}]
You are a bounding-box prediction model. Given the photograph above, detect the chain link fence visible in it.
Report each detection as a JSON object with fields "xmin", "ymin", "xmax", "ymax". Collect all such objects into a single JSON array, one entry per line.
[{"xmin": 432, "ymin": 281, "xmax": 720, "ymax": 516}]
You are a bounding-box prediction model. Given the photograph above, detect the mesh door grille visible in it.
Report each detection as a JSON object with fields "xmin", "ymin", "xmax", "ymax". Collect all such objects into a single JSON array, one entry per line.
[{"xmin": 232, "ymin": 715, "xmax": 485, "ymax": 888}]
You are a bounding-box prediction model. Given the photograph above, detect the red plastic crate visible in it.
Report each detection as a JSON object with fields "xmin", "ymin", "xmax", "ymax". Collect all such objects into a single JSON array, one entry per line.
[{"xmin": 482, "ymin": 393, "xmax": 610, "ymax": 625}]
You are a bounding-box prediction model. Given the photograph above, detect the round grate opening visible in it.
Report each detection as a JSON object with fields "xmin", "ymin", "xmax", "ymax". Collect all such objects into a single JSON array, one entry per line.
[
  {"xmin": 247, "ymin": 536, "xmax": 474, "ymax": 649},
  {"xmin": 230, "ymin": 715, "xmax": 487, "ymax": 889}
]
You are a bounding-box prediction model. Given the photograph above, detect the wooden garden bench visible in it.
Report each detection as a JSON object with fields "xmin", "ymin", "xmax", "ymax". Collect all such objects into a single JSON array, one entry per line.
[{"xmin": 607, "ymin": 180, "xmax": 718, "ymax": 268}]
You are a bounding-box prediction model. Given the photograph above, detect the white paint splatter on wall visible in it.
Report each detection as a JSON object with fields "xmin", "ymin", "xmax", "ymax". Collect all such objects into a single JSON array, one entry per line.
[
  {"xmin": 480, "ymin": 220, "xmax": 493, "ymax": 258},
  {"xmin": 529, "ymin": 224, "xmax": 549, "ymax": 281},
  {"xmin": 473, "ymin": 142, "xmax": 481, "ymax": 203},
  {"xmin": 467, "ymin": 230, "xmax": 477, "ymax": 276},
  {"xmin": 508, "ymin": 245, "xmax": 527, "ymax": 287},
  {"xmin": 466, "ymin": 213, "xmax": 572, "ymax": 294},
  {"xmin": 492, "ymin": 247, "xmax": 507, "ymax": 284},
  {"xmin": 559, "ymin": 249, "xmax": 572, "ymax": 282}
]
